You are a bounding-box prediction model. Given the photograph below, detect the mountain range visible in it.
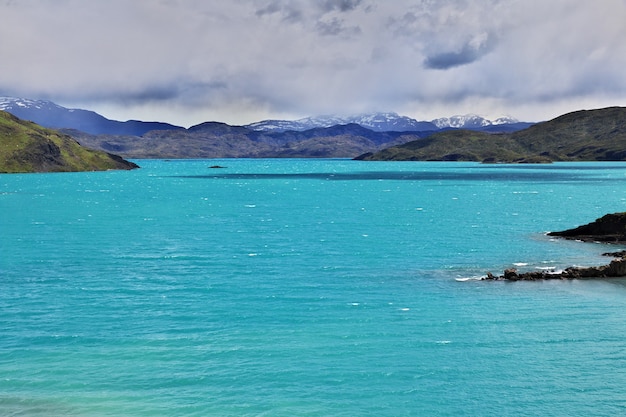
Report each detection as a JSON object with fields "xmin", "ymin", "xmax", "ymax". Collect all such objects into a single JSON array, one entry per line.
[
  {"xmin": 69, "ymin": 122, "xmax": 429, "ymax": 159},
  {"xmin": 357, "ymin": 106, "xmax": 626, "ymax": 163},
  {"xmin": 0, "ymin": 97, "xmax": 530, "ymax": 135},
  {"xmin": 0, "ymin": 97, "xmax": 536, "ymax": 159},
  {"xmin": 245, "ymin": 113, "xmax": 524, "ymax": 133},
  {"xmin": 1, "ymin": 96, "xmax": 625, "ymax": 163},
  {"xmin": 245, "ymin": 113, "xmax": 439, "ymax": 132},
  {"xmin": 0, "ymin": 97, "xmax": 183, "ymax": 136}
]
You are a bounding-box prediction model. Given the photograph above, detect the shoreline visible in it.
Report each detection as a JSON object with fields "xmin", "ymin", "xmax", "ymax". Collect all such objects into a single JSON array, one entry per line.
[
  {"xmin": 484, "ymin": 213, "xmax": 626, "ymax": 281},
  {"xmin": 484, "ymin": 251, "xmax": 626, "ymax": 281}
]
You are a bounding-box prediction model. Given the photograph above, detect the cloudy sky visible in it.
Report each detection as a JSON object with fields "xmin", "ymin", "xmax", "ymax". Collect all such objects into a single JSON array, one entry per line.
[{"xmin": 1, "ymin": 0, "xmax": 626, "ymax": 126}]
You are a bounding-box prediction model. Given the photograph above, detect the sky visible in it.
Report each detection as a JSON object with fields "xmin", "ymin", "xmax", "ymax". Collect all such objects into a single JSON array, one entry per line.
[{"xmin": 1, "ymin": 0, "xmax": 626, "ymax": 127}]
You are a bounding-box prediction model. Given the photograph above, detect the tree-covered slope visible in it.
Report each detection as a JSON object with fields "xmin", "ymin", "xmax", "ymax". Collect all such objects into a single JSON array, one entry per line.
[{"xmin": 0, "ymin": 111, "xmax": 138, "ymax": 173}]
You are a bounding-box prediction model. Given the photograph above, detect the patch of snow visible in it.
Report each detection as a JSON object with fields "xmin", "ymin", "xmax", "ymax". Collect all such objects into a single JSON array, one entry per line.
[
  {"xmin": 246, "ymin": 112, "xmax": 439, "ymax": 132},
  {"xmin": 431, "ymin": 114, "xmax": 520, "ymax": 129}
]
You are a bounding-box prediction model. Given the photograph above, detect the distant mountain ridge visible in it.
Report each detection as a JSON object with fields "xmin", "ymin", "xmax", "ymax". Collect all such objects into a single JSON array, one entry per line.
[
  {"xmin": 245, "ymin": 112, "xmax": 439, "ymax": 132},
  {"xmin": 3, "ymin": 97, "xmax": 623, "ymax": 161},
  {"xmin": 430, "ymin": 114, "xmax": 519, "ymax": 129},
  {"xmin": 71, "ymin": 122, "xmax": 425, "ymax": 159},
  {"xmin": 0, "ymin": 96, "xmax": 530, "ymax": 136},
  {"xmin": 245, "ymin": 112, "xmax": 523, "ymax": 132},
  {"xmin": 356, "ymin": 106, "xmax": 626, "ymax": 163},
  {"xmin": 0, "ymin": 97, "xmax": 183, "ymax": 136},
  {"xmin": 0, "ymin": 96, "xmax": 539, "ymax": 159}
]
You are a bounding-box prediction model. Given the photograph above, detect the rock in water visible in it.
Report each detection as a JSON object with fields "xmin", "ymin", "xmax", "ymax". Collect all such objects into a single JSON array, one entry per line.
[
  {"xmin": 547, "ymin": 213, "xmax": 626, "ymax": 243},
  {"xmin": 485, "ymin": 254, "xmax": 626, "ymax": 281}
]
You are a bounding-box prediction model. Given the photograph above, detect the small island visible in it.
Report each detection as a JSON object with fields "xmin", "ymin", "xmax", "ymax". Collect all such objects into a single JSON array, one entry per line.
[{"xmin": 485, "ymin": 213, "xmax": 626, "ymax": 281}]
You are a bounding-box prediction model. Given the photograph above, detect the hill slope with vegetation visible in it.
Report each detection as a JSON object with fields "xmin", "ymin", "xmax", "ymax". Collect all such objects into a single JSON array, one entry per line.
[
  {"xmin": 68, "ymin": 123, "xmax": 427, "ymax": 159},
  {"xmin": 0, "ymin": 111, "xmax": 138, "ymax": 173},
  {"xmin": 357, "ymin": 107, "xmax": 626, "ymax": 162}
]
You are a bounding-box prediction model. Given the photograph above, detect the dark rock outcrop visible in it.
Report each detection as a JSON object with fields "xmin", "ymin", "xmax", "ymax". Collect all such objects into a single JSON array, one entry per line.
[
  {"xmin": 547, "ymin": 213, "xmax": 626, "ymax": 243},
  {"xmin": 484, "ymin": 257, "xmax": 626, "ymax": 281},
  {"xmin": 482, "ymin": 213, "xmax": 626, "ymax": 281}
]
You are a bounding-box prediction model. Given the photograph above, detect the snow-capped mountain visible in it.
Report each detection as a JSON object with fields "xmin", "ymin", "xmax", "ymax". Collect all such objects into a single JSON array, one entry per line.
[
  {"xmin": 0, "ymin": 97, "xmax": 66, "ymax": 112},
  {"xmin": 247, "ymin": 112, "xmax": 524, "ymax": 133},
  {"xmin": 431, "ymin": 114, "xmax": 520, "ymax": 129},
  {"xmin": 246, "ymin": 112, "xmax": 438, "ymax": 132},
  {"xmin": 1, "ymin": 96, "xmax": 530, "ymax": 137},
  {"xmin": 492, "ymin": 116, "xmax": 520, "ymax": 125},
  {"xmin": 0, "ymin": 96, "xmax": 183, "ymax": 136}
]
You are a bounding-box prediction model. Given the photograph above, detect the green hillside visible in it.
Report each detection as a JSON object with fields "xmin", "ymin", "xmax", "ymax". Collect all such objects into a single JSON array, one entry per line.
[
  {"xmin": 510, "ymin": 107, "xmax": 626, "ymax": 160},
  {"xmin": 0, "ymin": 111, "xmax": 138, "ymax": 173},
  {"xmin": 356, "ymin": 129, "xmax": 538, "ymax": 162},
  {"xmin": 358, "ymin": 107, "xmax": 626, "ymax": 162}
]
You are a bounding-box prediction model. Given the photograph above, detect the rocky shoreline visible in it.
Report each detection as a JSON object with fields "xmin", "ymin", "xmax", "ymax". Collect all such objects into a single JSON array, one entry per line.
[
  {"xmin": 484, "ymin": 252, "xmax": 626, "ymax": 281},
  {"xmin": 484, "ymin": 213, "xmax": 626, "ymax": 281}
]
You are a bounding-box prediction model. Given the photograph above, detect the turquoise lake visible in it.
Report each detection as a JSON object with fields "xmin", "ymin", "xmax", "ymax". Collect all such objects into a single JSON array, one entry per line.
[{"xmin": 2, "ymin": 159, "xmax": 626, "ymax": 416}]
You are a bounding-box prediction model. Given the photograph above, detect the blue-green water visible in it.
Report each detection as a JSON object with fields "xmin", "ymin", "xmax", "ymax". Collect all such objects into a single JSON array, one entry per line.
[{"xmin": 2, "ymin": 159, "xmax": 626, "ymax": 416}]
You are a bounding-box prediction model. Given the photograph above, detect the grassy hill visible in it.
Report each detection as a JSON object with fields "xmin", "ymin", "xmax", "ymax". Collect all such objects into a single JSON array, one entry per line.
[
  {"xmin": 509, "ymin": 107, "xmax": 626, "ymax": 160},
  {"xmin": 357, "ymin": 107, "xmax": 626, "ymax": 162},
  {"xmin": 0, "ymin": 111, "xmax": 138, "ymax": 173},
  {"xmin": 355, "ymin": 130, "xmax": 538, "ymax": 162}
]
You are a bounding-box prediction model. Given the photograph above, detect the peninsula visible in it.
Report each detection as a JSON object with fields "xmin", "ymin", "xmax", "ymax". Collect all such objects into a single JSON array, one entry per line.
[{"xmin": 0, "ymin": 111, "xmax": 138, "ymax": 173}]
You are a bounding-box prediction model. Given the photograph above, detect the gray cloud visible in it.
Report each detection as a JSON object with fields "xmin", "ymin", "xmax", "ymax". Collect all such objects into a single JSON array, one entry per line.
[
  {"xmin": 424, "ymin": 34, "xmax": 496, "ymax": 69},
  {"xmin": 256, "ymin": 1, "xmax": 303, "ymax": 22},
  {"xmin": 255, "ymin": 2, "xmax": 281, "ymax": 16},
  {"xmin": 316, "ymin": 17, "xmax": 362, "ymax": 37},
  {"xmin": 318, "ymin": 0, "xmax": 364, "ymax": 12},
  {"xmin": 1, "ymin": 0, "xmax": 626, "ymax": 126}
]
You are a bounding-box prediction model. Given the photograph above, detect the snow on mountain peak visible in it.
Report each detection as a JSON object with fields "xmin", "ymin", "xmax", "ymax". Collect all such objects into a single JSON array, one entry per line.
[
  {"xmin": 492, "ymin": 116, "xmax": 520, "ymax": 125},
  {"xmin": 0, "ymin": 97, "xmax": 525, "ymax": 135},
  {"xmin": 0, "ymin": 97, "xmax": 64, "ymax": 112},
  {"xmin": 431, "ymin": 114, "xmax": 520, "ymax": 129},
  {"xmin": 245, "ymin": 112, "xmax": 438, "ymax": 132},
  {"xmin": 246, "ymin": 111, "xmax": 524, "ymax": 133}
]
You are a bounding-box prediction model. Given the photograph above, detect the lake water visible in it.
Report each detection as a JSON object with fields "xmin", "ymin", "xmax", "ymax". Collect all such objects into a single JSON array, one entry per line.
[{"xmin": 2, "ymin": 159, "xmax": 626, "ymax": 416}]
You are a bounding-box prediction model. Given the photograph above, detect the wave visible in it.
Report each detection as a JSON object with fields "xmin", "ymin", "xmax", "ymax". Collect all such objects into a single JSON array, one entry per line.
[{"xmin": 455, "ymin": 276, "xmax": 484, "ymax": 282}]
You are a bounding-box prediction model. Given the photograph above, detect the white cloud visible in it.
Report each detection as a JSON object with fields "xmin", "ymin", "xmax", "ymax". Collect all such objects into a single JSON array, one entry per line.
[{"xmin": 1, "ymin": 0, "xmax": 626, "ymax": 126}]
